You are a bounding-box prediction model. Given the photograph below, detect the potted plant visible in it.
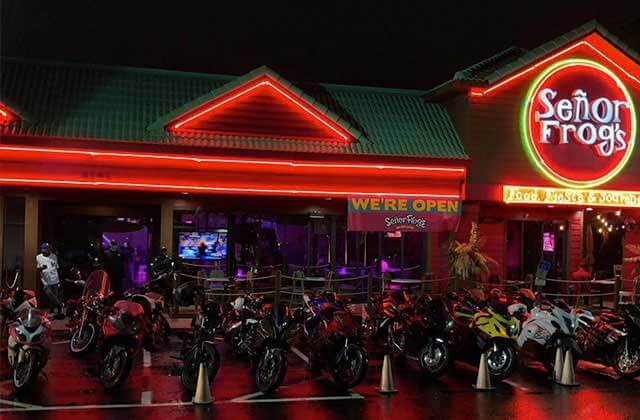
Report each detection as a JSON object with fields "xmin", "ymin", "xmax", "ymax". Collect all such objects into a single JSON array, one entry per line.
[{"xmin": 448, "ymin": 222, "xmax": 496, "ymax": 290}]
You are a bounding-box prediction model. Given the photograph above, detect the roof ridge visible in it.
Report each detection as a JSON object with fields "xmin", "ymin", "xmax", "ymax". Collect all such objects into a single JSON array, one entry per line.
[{"xmin": 0, "ymin": 56, "xmax": 237, "ymax": 81}]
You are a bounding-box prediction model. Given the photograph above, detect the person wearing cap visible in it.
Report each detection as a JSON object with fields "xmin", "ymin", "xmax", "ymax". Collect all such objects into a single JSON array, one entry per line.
[{"xmin": 36, "ymin": 242, "xmax": 63, "ymax": 316}]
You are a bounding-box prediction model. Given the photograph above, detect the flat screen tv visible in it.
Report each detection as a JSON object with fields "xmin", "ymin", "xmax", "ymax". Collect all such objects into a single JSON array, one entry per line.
[{"xmin": 178, "ymin": 230, "xmax": 228, "ymax": 260}]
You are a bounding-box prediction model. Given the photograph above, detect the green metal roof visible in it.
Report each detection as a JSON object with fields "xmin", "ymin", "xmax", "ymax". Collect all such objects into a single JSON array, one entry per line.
[
  {"xmin": 453, "ymin": 20, "xmax": 640, "ymax": 85},
  {"xmin": 0, "ymin": 58, "xmax": 467, "ymax": 160}
]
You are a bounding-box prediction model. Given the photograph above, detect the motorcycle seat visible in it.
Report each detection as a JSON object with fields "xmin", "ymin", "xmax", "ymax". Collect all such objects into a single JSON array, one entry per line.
[{"xmin": 600, "ymin": 312, "xmax": 624, "ymax": 326}]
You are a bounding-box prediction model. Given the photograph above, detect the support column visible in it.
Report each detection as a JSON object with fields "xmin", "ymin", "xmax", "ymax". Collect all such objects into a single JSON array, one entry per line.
[
  {"xmin": 160, "ymin": 200, "xmax": 175, "ymax": 256},
  {"xmin": 0, "ymin": 193, "xmax": 4, "ymax": 275},
  {"xmin": 423, "ymin": 232, "xmax": 431, "ymax": 275},
  {"xmin": 23, "ymin": 193, "xmax": 39, "ymax": 291},
  {"xmin": 330, "ymin": 216, "xmax": 337, "ymax": 271}
]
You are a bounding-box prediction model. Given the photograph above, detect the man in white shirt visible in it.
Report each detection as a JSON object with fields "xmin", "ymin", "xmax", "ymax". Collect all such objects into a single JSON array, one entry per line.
[{"xmin": 36, "ymin": 242, "xmax": 63, "ymax": 316}]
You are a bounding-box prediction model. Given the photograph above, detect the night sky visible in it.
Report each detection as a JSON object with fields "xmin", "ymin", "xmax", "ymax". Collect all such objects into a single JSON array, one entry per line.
[{"xmin": 2, "ymin": 1, "xmax": 640, "ymax": 90}]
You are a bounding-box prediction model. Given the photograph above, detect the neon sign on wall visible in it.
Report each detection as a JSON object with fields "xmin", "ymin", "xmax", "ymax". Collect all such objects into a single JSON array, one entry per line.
[{"xmin": 521, "ymin": 59, "xmax": 636, "ymax": 188}]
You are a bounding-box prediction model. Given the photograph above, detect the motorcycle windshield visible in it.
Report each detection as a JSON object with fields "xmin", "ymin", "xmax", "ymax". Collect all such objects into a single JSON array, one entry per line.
[
  {"xmin": 19, "ymin": 307, "xmax": 43, "ymax": 329},
  {"xmin": 83, "ymin": 270, "xmax": 111, "ymax": 299}
]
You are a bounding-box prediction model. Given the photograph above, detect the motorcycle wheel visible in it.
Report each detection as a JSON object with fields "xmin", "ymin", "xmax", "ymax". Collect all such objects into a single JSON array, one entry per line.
[
  {"xmin": 419, "ymin": 338, "xmax": 450, "ymax": 378},
  {"xmin": 331, "ymin": 344, "xmax": 368, "ymax": 390},
  {"xmin": 99, "ymin": 346, "xmax": 133, "ymax": 389},
  {"xmin": 486, "ymin": 341, "xmax": 517, "ymax": 381},
  {"xmin": 69, "ymin": 323, "xmax": 97, "ymax": 356},
  {"xmin": 255, "ymin": 347, "xmax": 288, "ymax": 394},
  {"xmin": 13, "ymin": 356, "xmax": 36, "ymax": 391},
  {"xmin": 181, "ymin": 345, "xmax": 221, "ymax": 393},
  {"xmin": 613, "ymin": 338, "xmax": 640, "ymax": 378}
]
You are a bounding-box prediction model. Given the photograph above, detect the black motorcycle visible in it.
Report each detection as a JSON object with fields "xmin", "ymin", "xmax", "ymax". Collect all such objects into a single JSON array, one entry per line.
[
  {"xmin": 577, "ymin": 303, "xmax": 640, "ymax": 378},
  {"xmin": 180, "ymin": 302, "xmax": 222, "ymax": 392},
  {"xmin": 302, "ymin": 291, "xmax": 368, "ymax": 389},
  {"xmin": 363, "ymin": 291, "xmax": 453, "ymax": 378},
  {"xmin": 224, "ymin": 294, "xmax": 267, "ymax": 357},
  {"xmin": 252, "ymin": 304, "xmax": 305, "ymax": 394}
]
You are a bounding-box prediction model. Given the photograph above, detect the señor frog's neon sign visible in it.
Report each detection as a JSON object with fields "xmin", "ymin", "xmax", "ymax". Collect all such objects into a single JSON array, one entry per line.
[{"xmin": 521, "ymin": 59, "xmax": 636, "ymax": 188}]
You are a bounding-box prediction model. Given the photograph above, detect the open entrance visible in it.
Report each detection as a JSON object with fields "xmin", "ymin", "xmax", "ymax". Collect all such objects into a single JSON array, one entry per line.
[
  {"xmin": 506, "ymin": 220, "xmax": 567, "ymax": 281},
  {"xmin": 40, "ymin": 200, "xmax": 158, "ymax": 288}
]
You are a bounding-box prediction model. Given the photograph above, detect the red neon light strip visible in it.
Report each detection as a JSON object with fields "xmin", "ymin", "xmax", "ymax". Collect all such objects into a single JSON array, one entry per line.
[
  {"xmin": 469, "ymin": 40, "xmax": 640, "ymax": 97},
  {"xmin": 0, "ymin": 177, "xmax": 462, "ymax": 199},
  {"xmin": 0, "ymin": 145, "xmax": 465, "ymax": 174},
  {"xmin": 172, "ymin": 78, "xmax": 351, "ymax": 141}
]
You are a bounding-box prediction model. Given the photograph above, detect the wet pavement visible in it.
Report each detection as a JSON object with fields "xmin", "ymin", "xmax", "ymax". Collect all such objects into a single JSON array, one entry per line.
[{"xmin": 1, "ymin": 327, "xmax": 640, "ymax": 420}]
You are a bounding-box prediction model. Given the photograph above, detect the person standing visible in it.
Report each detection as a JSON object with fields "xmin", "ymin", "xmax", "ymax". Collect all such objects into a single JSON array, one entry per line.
[{"xmin": 36, "ymin": 243, "xmax": 63, "ymax": 317}]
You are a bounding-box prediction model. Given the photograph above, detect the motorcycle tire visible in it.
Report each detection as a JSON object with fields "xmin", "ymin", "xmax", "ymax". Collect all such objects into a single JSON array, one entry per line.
[
  {"xmin": 486, "ymin": 341, "xmax": 517, "ymax": 381},
  {"xmin": 69, "ymin": 323, "xmax": 97, "ymax": 356},
  {"xmin": 418, "ymin": 338, "xmax": 451, "ymax": 379},
  {"xmin": 542, "ymin": 345, "xmax": 578, "ymax": 374},
  {"xmin": 331, "ymin": 344, "xmax": 368, "ymax": 390},
  {"xmin": 612, "ymin": 338, "xmax": 640, "ymax": 378},
  {"xmin": 181, "ymin": 344, "xmax": 221, "ymax": 393},
  {"xmin": 99, "ymin": 346, "xmax": 134, "ymax": 390},
  {"xmin": 13, "ymin": 356, "xmax": 36, "ymax": 391},
  {"xmin": 255, "ymin": 347, "xmax": 288, "ymax": 394}
]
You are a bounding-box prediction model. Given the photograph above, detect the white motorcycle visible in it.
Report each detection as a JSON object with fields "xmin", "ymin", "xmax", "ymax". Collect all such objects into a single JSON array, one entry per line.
[
  {"xmin": 8, "ymin": 307, "xmax": 52, "ymax": 391},
  {"xmin": 516, "ymin": 297, "xmax": 580, "ymax": 373}
]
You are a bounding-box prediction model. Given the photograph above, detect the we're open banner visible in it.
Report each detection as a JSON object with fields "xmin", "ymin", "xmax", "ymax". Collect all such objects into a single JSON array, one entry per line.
[{"xmin": 347, "ymin": 197, "xmax": 462, "ymax": 232}]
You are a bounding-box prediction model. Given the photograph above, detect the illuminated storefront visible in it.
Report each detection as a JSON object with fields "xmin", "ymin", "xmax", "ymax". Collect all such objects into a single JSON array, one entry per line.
[
  {"xmin": 430, "ymin": 21, "xmax": 640, "ymax": 282},
  {"xmin": 0, "ymin": 64, "xmax": 467, "ymax": 290}
]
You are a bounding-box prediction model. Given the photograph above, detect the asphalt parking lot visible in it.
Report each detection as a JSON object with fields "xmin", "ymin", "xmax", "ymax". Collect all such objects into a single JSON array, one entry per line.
[{"xmin": 2, "ymin": 324, "xmax": 640, "ymax": 420}]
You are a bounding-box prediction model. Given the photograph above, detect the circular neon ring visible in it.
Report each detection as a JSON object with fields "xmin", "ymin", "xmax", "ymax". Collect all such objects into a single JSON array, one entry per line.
[{"xmin": 520, "ymin": 58, "xmax": 637, "ymax": 189}]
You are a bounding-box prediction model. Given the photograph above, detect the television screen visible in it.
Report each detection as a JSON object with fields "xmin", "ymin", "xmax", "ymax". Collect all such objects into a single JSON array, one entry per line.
[
  {"xmin": 543, "ymin": 232, "xmax": 555, "ymax": 253},
  {"xmin": 178, "ymin": 230, "xmax": 228, "ymax": 260}
]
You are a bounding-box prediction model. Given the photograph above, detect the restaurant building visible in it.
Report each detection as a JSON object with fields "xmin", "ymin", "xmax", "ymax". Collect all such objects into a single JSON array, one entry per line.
[
  {"xmin": 429, "ymin": 20, "xmax": 640, "ymax": 283},
  {"xmin": 0, "ymin": 61, "xmax": 467, "ymax": 290},
  {"xmin": 1, "ymin": 20, "xmax": 639, "ymax": 293}
]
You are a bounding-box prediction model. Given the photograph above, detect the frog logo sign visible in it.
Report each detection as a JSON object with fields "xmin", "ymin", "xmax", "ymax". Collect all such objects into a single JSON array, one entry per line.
[{"xmin": 521, "ymin": 59, "xmax": 636, "ymax": 188}]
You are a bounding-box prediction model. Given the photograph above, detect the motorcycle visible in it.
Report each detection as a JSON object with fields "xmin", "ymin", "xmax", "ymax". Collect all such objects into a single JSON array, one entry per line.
[
  {"xmin": 577, "ymin": 303, "xmax": 640, "ymax": 378},
  {"xmin": 126, "ymin": 286, "xmax": 171, "ymax": 352},
  {"xmin": 302, "ymin": 291, "xmax": 368, "ymax": 389},
  {"xmin": 180, "ymin": 302, "xmax": 222, "ymax": 392},
  {"xmin": 253, "ymin": 304, "xmax": 305, "ymax": 394},
  {"xmin": 98, "ymin": 299, "xmax": 148, "ymax": 389},
  {"xmin": 1, "ymin": 287, "xmax": 38, "ymax": 342},
  {"xmin": 516, "ymin": 296, "xmax": 579, "ymax": 373},
  {"xmin": 448, "ymin": 288, "xmax": 524, "ymax": 380},
  {"xmin": 67, "ymin": 270, "xmax": 112, "ymax": 356},
  {"xmin": 363, "ymin": 290, "xmax": 453, "ymax": 378},
  {"xmin": 224, "ymin": 293, "xmax": 267, "ymax": 357},
  {"xmin": 7, "ymin": 307, "xmax": 52, "ymax": 391}
]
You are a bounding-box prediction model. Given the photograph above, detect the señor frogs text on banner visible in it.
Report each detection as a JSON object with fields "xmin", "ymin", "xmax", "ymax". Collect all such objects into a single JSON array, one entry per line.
[{"xmin": 347, "ymin": 197, "xmax": 462, "ymax": 232}]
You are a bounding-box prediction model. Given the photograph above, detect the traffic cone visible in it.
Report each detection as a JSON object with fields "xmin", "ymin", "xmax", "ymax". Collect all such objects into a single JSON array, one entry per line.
[
  {"xmin": 553, "ymin": 346, "xmax": 564, "ymax": 383},
  {"xmin": 472, "ymin": 352, "xmax": 495, "ymax": 391},
  {"xmin": 378, "ymin": 353, "xmax": 398, "ymax": 394},
  {"xmin": 558, "ymin": 349, "xmax": 579, "ymax": 387},
  {"xmin": 193, "ymin": 363, "xmax": 213, "ymax": 404}
]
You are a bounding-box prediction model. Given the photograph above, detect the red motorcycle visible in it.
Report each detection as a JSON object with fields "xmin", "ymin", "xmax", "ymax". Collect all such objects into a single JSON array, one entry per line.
[{"xmin": 98, "ymin": 300, "xmax": 148, "ymax": 389}]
